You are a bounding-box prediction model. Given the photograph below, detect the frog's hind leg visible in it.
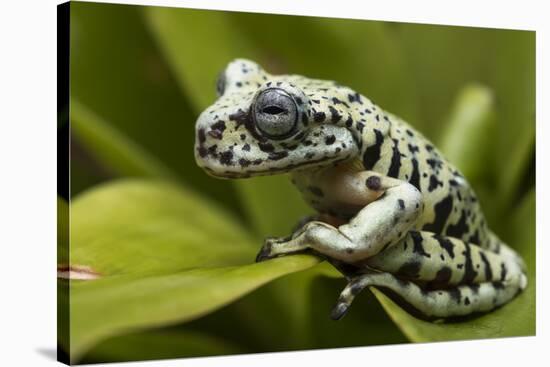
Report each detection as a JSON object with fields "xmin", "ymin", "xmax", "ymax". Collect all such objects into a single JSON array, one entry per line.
[
  {"xmin": 331, "ymin": 270, "xmax": 527, "ymax": 320},
  {"xmin": 364, "ymin": 230, "xmax": 525, "ymax": 289},
  {"xmin": 331, "ymin": 231, "xmax": 527, "ymax": 320}
]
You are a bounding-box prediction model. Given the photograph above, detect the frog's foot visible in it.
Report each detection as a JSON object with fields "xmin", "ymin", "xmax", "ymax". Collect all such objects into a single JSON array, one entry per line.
[
  {"xmin": 255, "ymin": 242, "xmax": 272, "ymax": 263},
  {"xmin": 330, "ymin": 301, "xmax": 350, "ymax": 321},
  {"xmin": 255, "ymin": 236, "xmax": 291, "ymax": 262},
  {"xmin": 330, "ymin": 273, "xmax": 374, "ymax": 320}
]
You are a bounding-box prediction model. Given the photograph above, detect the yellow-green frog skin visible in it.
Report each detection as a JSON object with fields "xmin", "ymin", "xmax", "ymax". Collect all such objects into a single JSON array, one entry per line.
[{"xmin": 194, "ymin": 59, "xmax": 527, "ymax": 320}]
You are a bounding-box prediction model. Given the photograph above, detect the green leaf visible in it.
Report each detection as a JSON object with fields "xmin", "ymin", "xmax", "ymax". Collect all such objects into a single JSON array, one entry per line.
[
  {"xmin": 174, "ymin": 263, "xmax": 407, "ymax": 352},
  {"xmin": 66, "ymin": 179, "xmax": 320, "ymax": 361},
  {"xmin": 439, "ymin": 84, "xmax": 496, "ymax": 183},
  {"xmin": 371, "ymin": 189, "xmax": 535, "ymax": 342},
  {"xmin": 70, "ymin": 179, "xmax": 255, "ymax": 277},
  {"xmin": 82, "ymin": 329, "xmax": 244, "ymax": 363},
  {"xmin": 69, "ymin": 256, "xmax": 319, "ymax": 361},
  {"xmin": 71, "ymin": 100, "xmax": 177, "ymax": 181}
]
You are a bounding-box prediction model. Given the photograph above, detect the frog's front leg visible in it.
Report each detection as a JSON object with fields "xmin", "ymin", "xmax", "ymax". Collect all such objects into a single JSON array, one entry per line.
[{"xmin": 256, "ymin": 172, "xmax": 423, "ymax": 263}]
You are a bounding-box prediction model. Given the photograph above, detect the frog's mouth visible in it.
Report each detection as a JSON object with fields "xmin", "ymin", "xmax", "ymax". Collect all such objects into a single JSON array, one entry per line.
[
  {"xmin": 195, "ymin": 124, "xmax": 360, "ymax": 179},
  {"xmin": 200, "ymin": 154, "xmax": 350, "ymax": 179}
]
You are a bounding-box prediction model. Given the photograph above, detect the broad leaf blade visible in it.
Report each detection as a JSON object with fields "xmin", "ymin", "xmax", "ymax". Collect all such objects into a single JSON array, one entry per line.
[
  {"xmin": 66, "ymin": 179, "xmax": 321, "ymax": 360},
  {"xmin": 69, "ymin": 256, "xmax": 319, "ymax": 361},
  {"xmin": 70, "ymin": 179, "xmax": 254, "ymax": 276}
]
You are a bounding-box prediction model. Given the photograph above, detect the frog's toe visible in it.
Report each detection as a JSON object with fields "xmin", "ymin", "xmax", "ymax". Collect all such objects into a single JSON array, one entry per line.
[
  {"xmin": 255, "ymin": 241, "xmax": 274, "ymax": 263},
  {"xmin": 330, "ymin": 298, "xmax": 350, "ymax": 320}
]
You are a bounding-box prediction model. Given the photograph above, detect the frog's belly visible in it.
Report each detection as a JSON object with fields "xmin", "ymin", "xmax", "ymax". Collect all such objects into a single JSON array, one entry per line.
[{"xmin": 311, "ymin": 200, "xmax": 364, "ymax": 221}]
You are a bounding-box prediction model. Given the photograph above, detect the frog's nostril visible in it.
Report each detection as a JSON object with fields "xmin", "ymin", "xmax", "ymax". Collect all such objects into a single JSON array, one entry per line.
[{"xmin": 263, "ymin": 105, "xmax": 287, "ymax": 115}]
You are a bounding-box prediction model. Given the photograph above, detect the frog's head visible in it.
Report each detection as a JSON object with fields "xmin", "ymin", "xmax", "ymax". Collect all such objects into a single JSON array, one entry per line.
[{"xmin": 195, "ymin": 59, "xmax": 360, "ymax": 178}]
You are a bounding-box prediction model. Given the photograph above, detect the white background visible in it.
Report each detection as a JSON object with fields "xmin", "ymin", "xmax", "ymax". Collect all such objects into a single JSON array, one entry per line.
[{"xmin": 0, "ymin": 0, "xmax": 547, "ymax": 366}]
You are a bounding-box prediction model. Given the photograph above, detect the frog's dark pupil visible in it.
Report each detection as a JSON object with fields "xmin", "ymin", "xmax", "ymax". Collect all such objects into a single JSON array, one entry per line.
[
  {"xmin": 262, "ymin": 105, "xmax": 286, "ymax": 115},
  {"xmin": 253, "ymin": 88, "xmax": 299, "ymax": 140}
]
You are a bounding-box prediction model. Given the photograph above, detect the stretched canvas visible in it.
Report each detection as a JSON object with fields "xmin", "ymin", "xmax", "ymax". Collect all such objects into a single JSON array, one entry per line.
[{"xmin": 57, "ymin": 1, "xmax": 535, "ymax": 364}]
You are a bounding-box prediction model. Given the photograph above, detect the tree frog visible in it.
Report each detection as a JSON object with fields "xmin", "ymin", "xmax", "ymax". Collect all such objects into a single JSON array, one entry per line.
[{"xmin": 194, "ymin": 59, "xmax": 527, "ymax": 320}]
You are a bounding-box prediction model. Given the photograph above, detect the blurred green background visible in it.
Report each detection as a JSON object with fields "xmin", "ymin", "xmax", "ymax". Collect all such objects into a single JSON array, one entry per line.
[{"xmin": 60, "ymin": 1, "xmax": 535, "ymax": 364}]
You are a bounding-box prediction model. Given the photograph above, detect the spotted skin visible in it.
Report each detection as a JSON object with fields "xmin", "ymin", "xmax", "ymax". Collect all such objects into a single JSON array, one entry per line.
[{"xmin": 195, "ymin": 59, "xmax": 527, "ymax": 320}]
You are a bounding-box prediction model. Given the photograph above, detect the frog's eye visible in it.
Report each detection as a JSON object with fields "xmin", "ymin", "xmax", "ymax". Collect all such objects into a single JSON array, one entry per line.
[
  {"xmin": 252, "ymin": 88, "xmax": 298, "ymax": 139},
  {"xmin": 216, "ymin": 71, "xmax": 227, "ymax": 97}
]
